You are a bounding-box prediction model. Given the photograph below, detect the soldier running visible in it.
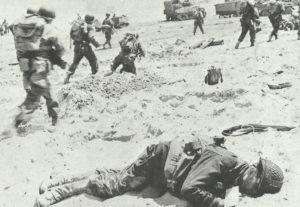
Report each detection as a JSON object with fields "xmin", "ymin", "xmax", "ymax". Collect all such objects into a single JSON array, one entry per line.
[
  {"xmin": 64, "ymin": 14, "xmax": 100, "ymax": 84},
  {"xmin": 267, "ymin": 0, "xmax": 284, "ymax": 42},
  {"xmin": 1, "ymin": 7, "xmax": 65, "ymax": 139},
  {"xmin": 235, "ymin": 0, "xmax": 260, "ymax": 49}
]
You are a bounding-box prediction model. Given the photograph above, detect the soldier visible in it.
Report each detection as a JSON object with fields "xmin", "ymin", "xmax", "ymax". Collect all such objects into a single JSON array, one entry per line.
[
  {"xmin": 35, "ymin": 137, "xmax": 284, "ymax": 207},
  {"xmin": 105, "ymin": 33, "xmax": 145, "ymax": 76},
  {"xmin": 64, "ymin": 14, "xmax": 101, "ymax": 84},
  {"xmin": 298, "ymin": 1, "xmax": 300, "ymax": 40},
  {"xmin": 235, "ymin": 0, "xmax": 260, "ymax": 49},
  {"xmin": 102, "ymin": 13, "xmax": 114, "ymax": 49},
  {"xmin": 267, "ymin": 0, "xmax": 284, "ymax": 42},
  {"xmin": 10, "ymin": 8, "xmax": 66, "ymax": 93},
  {"xmin": 193, "ymin": 7, "xmax": 205, "ymax": 35},
  {"xmin": 1, "ymin": 7, "xmax": 65, "ymax": 138}
]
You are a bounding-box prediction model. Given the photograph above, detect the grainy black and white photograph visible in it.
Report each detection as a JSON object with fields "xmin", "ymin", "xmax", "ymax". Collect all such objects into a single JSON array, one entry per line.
[{"xmin": 0, "ymin": 0, "xmax": 299, "ymax": 206}]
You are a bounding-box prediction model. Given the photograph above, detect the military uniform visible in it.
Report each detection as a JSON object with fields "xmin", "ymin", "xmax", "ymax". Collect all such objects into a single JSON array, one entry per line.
[
  {"xmin": 193, "ymin": 10, "xmax": 204, "ymax": 35},
  {"xmin": 11, "ymin": 8, "xmax": 65, "ymax": 127},
  {"xmin": 102, "ymin": 17, "xmax": 114, "ymax": 49},
  {"xmin": 35, "ymin": 140, "xmax": 253, "ymax": 207},
  {"xmin": 235, "ymin": 2, "xmax": 259, "ymax": 48},
  {"xmin": 65, "ymin": 15, "xmax": 100, "ymax": 84},
  {"xmin": 110, "ymin": 34, "xmax": 145, "ymax": 75},
  {"xmin": 268, "ymin": 1, "xmax": 284, "ymax": 41}
]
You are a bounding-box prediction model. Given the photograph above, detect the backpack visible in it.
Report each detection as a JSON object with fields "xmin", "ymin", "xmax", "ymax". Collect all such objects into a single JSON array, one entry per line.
[
  {"xmin": 164, "ymin": 138, "xmax": 204, "ymax": 193},
  {"xmin": 119, "ymin": 34, "xmax": 136, "ymax": 52},
  {"xmin": 70, "ymin": 20, "xmax": 85, "ymax": 41},
  {"xmin": 164, "ymin": 137, "xmax": 228, "ymax": 197},
  {"xmin": 13, "ymin": 16, "xmax": 44, "ymax": 52},
  {"xmin": 205, "ymin": 67, "xmax": 223, "ymax": 85}
]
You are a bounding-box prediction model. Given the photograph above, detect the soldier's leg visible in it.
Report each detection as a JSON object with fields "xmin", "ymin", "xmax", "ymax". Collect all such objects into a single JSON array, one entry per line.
[
  {"xmin": 236, "ymin": 23, "xmax": 249, "ymax": 49},
  {"xmin": 121, "ymin": 57, "xmax": 137, "ymax": 75},
  {"xmin": 23, "ymin": 71, "xmax": 31, "ymax": 92},
  {"xmin": 85, "ymin": 46, "xmax": 98, "ymax": 74},
  {"xmin": 193, "ymin": 21, "xmax": 198, "ymax": 35},
  {"xmin": 107, "ymin": 35, "xmax": 112, "ymax": 48},
  {"xmin": 249, "ymin": 23, "xmax": 256, "ymax": 46},
  {"xmin": 88, "ymin": 143, "xmax": 169, "ymax": 198},
  {"xmin": 111, "ymin": 52, "xmax": 124, "ymax": 72},
  {"xmin": 14, "ymin": 84, "xmax": 42, "ymax": 128},
  {"xmin": 273, "ymin": 19, "xmax": 280, "ymax": 39},
  {"xmin": 35, "ymin": 143, "xmax": 169, "ymax": 207},
  {"xmin": 39, "ymin": 170, "xmax": 99, "ymax": 194},
  {"xmin": 65, "ymin": 45, "xmax": 84, "ymax": 84},
  {"xmin": 238, "ymin": 24, "xmax": 249, "ymax": 43},
  {"xmin": 199, "ymin": 22, "xmax": 204, "ymax": 34},
  {"xmin": 42, "ymin": 88, "xmax": 58, "ymax": 126},
  {"xmin": 36, "ymin": 179, "xmax": 90, "ymax": 207}
]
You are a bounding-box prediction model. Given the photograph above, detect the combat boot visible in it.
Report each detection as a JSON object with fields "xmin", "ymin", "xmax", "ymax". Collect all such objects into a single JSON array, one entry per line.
[
  {"xmin": 234, "ymin": 41, "xmax": 241, "ymax": 49},
  {"xmin": 267, "ymin": 34, "xmax": 272, "ymax": 42},
  {"xmin": 298, "ymin": 36, "xmax": 300, "ymax": 40},
  {"xmin": 36, "ymin": 180, "xmax": 88, "ymax": 207},
  {"xmin": 250, "ymin": 42, "xmax": 255, "ymax": 47}
]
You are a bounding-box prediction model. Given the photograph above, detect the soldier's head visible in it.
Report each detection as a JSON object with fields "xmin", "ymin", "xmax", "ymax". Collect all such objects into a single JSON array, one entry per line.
[
  {"xmin": 26, "ymin": 8, "xmax": 37, "ymax": 15},
  {"xmin": 239, "ymin": 158, "xmax": 284, "ymax": 198},
  {"xmin": 106, "ymin": 13, "xmax": 110, "ymax": 18},
  {"xmin": 85, "ymin": 14, "xmax": 94, "ymax": 24},
  {"xmin": 38, "ymin": 7, "xmax": 56, "ymax": 23}
]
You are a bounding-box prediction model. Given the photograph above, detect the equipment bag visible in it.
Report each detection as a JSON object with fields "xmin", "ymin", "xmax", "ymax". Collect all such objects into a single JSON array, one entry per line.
[
  {"xmin": 205, "ymin": 67, "xmax": 223, "ymax": 85},
  {"xmin": 164, "ymin": 138, "xmax": 204, "ymax": 193},
  {"xmin": 70, "ymin": 20, "xmax": 85, "ymax": 41},
  {"xmin": 13, "ymin": 16, "xmax": 44, "ymax": 52}
]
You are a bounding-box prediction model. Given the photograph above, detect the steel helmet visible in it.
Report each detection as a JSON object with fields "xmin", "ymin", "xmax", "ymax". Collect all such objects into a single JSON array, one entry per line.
[
  {"xmin": 257, "ymin": 158, "xmax": 284, "ymax": 195},
  {"xmin": 38, "ymin": 7, "xmax": 56, "ymax": 20},
  {"xmin": 84, "ymin": 14, "xmax": 95, "ymax": 24},
  {"xmin": 26, "ymin": 8, "xmax": 37, "ymax": 15}
]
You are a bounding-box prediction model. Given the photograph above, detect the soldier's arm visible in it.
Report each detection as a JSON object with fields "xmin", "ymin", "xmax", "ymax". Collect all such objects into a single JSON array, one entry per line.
[
  {"xmin": 43, "ymin": 25, "xmax": 65, "ymax": 57},
  {"xmin": 180, "ymin": 157, "xmax": 223, "ymax": 207},
  {"xmin": 137, "ymin": 42, "xmax": 145, "ymax": 57},
  {"xmin": 87, "ymin": 25, "xmax": 101, "ymax": 48}
]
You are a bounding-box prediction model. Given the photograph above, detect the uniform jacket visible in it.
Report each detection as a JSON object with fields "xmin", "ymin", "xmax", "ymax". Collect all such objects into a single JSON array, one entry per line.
[
  {"xmin": 241, "ymin": 3, "xmax": 259, "ymax": 21},
  {"xmin": 178, "ymin": 144, "xmax": 249, "ymax": 206},
  {"xmin": 194, "ymin": 10, "xmax": 204, "ymax": 22},
  {"xmin": 269, "ymin": 2, "xmax": 284, "ymax": 19},
  {"xmin": 74, "ymin": 23, "xmax": 100, "ymax": 48}
]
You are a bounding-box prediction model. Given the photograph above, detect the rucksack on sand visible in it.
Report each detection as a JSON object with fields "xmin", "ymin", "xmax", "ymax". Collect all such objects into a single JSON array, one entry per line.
[{"xmin": 205, "ymin": 67, "xmax": 223, "ymax": 85}]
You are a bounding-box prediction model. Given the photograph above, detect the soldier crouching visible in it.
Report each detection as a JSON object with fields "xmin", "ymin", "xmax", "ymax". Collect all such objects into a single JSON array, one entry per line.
[{"xmin": 106, "ymin": 33, "xmax": 145, "ymax": 76}]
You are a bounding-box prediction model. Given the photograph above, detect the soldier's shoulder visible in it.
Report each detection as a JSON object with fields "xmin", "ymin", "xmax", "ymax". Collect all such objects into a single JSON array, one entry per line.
[{"xmin": 206, "ymin": 145, "xmax": 237, "ymax": 159}]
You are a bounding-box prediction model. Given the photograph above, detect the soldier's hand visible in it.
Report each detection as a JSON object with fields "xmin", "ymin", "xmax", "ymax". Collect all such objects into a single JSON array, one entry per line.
[{"xmin": 209, "ymin": 198, "xmax": 224, "ymax": 207}]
